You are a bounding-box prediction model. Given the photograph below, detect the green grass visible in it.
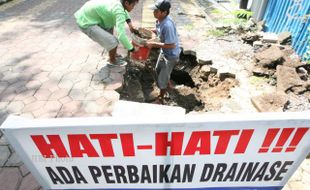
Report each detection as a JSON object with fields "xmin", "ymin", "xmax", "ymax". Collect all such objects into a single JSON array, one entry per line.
[
  {"xmin": 205, "ymin": 29, "xmax": 226, "ymax": 37},
  {"xmin": 210, "ymin": 9, "xmax": 224, "ymax": 15},
  {"xmin": 249, "ymin": 76, "xmax": 271, "ymax": 86},
  {"xmin": 221, "ymin": 17, "xmax": 248, "ymax": 25},
  {"xmin": 232, "ymin": 9, "xmax": 253, "ymax": 20}
]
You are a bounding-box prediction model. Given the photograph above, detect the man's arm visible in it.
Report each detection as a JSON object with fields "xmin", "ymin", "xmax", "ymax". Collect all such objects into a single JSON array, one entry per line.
[
  {"xmin": 145, "ymin": 41, "xmax": 175, "ymax": 49},
  {"xmin": 146, "ymin": 23, "xmax": 176, "ymax": 49},
  {"xmin": 126, "ymin": 19, "xmax": 138, "ymax": 34},
  {"xmin": 114, "ymin": 10, "xmax": 133, "ymax": 50}
]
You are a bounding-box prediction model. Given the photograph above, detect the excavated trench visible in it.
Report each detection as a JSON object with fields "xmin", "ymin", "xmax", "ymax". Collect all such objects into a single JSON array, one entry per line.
[{"xmin": 120, "ymin": 50, "xmax": 239, "ymax": 113}]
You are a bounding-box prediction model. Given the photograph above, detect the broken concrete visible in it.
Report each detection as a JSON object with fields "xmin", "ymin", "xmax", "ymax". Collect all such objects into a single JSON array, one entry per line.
[
  {"xmin": 256, "ymin": 21, "xmax": 265, "ymax": 32},
  {"xmin": 276, "ymin": 65, "xmax": 303, "ymax": 93},
  {"xmin": 196, "ymin": 53, "xmax": 213, "ymax": 65},
  {"xmin": 278, "ymin": 31, "xmax": 292, "ymax": 45},
  {"xmin": 297, "ymin": 67, "xmax": 309, "ymax": 81},
  {"xmin": 262, "ymin": 32, "xmax": 278, "ymax": 43},
  {"xmin": 288, "ymin": 84, "xmax": 310, "ymax": 95},
  {"xmin": 255, "ymin": 46, "xmax": 284, "ymax": 69},
  {"xmin": 252, "ymin": 67, "xmax": 275, "ymax": 78},
  {"xmin": 200, "ymin": 65, "xmax": 217, "ymax": 80},
  {"xmin": 243, "ymin": 19, "xmax": 257, "ymax": 32},
  {"xmin": 241, "ymin": 32, "xmax": 260, "ymax": 45},
  {"xmin": 253, "ymin": 41, "xmax": 264, "ymax": 52},
  {"xmin": 297, "ymin": 64, "xmax": 310, "ymax": 74},
  {"xmin": 284, "ymin": 94, "xmax": 310, "ymax": 112},
  {"xmin": 251, "ymin": 92, "xmax": 288, "ymax": 112},
  {"xmin": 218, "ymin": 70, "xmax": 236, "ymax": 80}
]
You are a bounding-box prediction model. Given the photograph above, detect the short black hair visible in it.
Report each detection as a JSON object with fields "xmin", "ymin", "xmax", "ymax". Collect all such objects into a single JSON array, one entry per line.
[
  {"xmin": 122, "ymin": 0, "xmax": 139, "ymax": 4},
  {"xmin": 155, "ymin": 0, "xmax": 171, "ymax": 15},
  {"xmin": 160, "ymin": 9, "xmax": 170, "ymax": 15}
]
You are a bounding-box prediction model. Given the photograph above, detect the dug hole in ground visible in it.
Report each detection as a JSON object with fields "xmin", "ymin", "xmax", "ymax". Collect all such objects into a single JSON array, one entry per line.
[
  {"xmin": 118, "ymin": 26, "xmax": 242, "ymax": 114},
  {"xmin": 118, "ymin": 23, "xmax": 310, "ymax": 115}
]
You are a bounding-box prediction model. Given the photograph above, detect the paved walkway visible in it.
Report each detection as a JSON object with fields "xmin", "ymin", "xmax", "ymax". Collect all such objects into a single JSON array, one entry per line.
[
  {"xmin": 0, "ymin": 0, "xmax": 143, "ymax": 189},
  {"xmin": 0, "ymin": 0, "xmax": 309, "ymax": 189}
]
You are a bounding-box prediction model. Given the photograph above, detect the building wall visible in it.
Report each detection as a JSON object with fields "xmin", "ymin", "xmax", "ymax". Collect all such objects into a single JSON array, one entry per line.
[{"xmin": 251, "ymin": 0, "xmax": 268, "ymax": 21}]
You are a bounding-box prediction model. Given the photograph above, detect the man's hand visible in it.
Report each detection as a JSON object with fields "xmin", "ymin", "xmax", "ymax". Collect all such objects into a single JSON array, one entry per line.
[
  {"xmin": 127, "ymin": 21, "xmax": 139, "ymax": 34},
  {"xmin": 145, "ymin": 41, "xmax": 155, "ymax": 49},
  {"xmin": 129, "ymin": 46, "xmax": 139, "ymax": 53},
  {"xmin": 130, "ymin": 27, "xmax": 139, "ymax": 35}
]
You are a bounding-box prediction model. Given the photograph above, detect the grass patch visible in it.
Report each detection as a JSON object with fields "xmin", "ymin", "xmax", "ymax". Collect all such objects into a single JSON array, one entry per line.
[
  {"xmin": 222, "ymin": 17, "xmax": 248, "ymax": 25},
  {"xmin": 205, "ymin": 29, "xmax": 225, "ymax": 37},
  {"xmin": 232, "ymin": 9, "xmax": 253, "ymax": 20},
  {"xmin": 249, "ymin": 76, "xmax": 271, "ymax": 86},
  {"xmin": 217, "ymin": 9, "xmax": 253, "ymax": 27},
  {"xmin": 211, "ymin": 9, "xmax": 224, "ymax": 15}
]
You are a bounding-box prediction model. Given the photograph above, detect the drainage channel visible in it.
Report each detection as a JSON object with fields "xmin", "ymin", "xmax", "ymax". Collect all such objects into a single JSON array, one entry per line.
[{"xmin": 120, "ymin": 50, "xmax": 239, "ymax": 113}]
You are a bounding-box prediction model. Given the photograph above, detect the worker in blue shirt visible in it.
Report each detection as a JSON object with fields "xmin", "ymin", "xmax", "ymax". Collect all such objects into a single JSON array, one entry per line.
[{"xmin": 146, "ymin": 0, "xmax": 181, "ymax": 104}]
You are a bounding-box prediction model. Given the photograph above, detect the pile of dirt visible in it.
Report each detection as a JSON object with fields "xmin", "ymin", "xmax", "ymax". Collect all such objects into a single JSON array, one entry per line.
[{"xmin": 120, "ymin": 50, "xmax": 238, "ymax": 113}]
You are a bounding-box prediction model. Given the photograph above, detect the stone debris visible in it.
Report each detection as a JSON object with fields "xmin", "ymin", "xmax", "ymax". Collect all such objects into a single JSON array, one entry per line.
[
  {"xmin": 284, "ymin": 94, "xmax": 310, "ymax": 112},
  {"xmin": 296, "ymin": 64, "xmax": 310, "ymax": 81},
  {"xmin": 276, "ymin": 65, "xmax": 304, "ymax": 93},
  {"xmin": 251, "ymin": 92, "xmax": 289, "ymax": 112},
  {"xmin": 255, "ymin": 46, "xmax": 284, "ymax": 69},
  {"xmin": 197, "ymin": 55, "xmax": 213, "ymax": 65},
  {"xmin": 297, "ymin": 67, "xmax": 309, "ymax": 81},
  {"xmin": 283, "ymin": 53, "xmax": 304, "ymax": 68},
  {"xmin": 241, "ymin": 32, "xmax": 260, "ymax": 45},
  {"xmin": 256, "ymin": 20, "xmax": 265, "ymax": 32},
  {"xmin": 278, "ymin": 31, "xmax": 292, "ymax": 45},
  {"xmin": 249, "ymin": 42, "xmax": 308, "ymax": 113},
  {"xmin": 252, "ymin": 67, "xmax": 275, "ymax": 78},
  {"xmin": 200, "ymin": 65, "xmax": 217, "ymax": 80},
  {"xmin": 262, "ymin": 32, "xmax": 278, "ymax": 43},
  {"xmin": 218, "ymin": 68, "xmax": 236, "ymax": 80},
  {"xmin": 250, "ymin": 33, "xmax": 309, "ymax": 113},
  {"xmin": 253, "ymin": 41, "xmax": 264, "ymax": 51}
]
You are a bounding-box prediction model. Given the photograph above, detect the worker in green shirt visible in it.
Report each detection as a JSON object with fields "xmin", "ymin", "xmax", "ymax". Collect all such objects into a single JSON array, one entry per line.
[{"xmin": 75, "ymin": 0, "xmax": 139, "ymax": 66}]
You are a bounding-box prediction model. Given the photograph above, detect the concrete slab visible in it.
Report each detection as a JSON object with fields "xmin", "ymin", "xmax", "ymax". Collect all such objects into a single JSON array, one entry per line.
[{"xmin": 262, "ymin": 32, "xmax": 278, "ymax": 43}]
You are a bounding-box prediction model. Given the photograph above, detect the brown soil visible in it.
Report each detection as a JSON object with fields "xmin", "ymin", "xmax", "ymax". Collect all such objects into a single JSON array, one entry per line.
[{"xmin": 120, "ymin": 50, "xmax": 238, "ymax": 113}]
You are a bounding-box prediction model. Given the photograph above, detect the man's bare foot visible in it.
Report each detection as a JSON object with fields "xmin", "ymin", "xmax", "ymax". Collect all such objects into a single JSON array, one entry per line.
[{"xmin": 153, "ymin": 96, "xmax": 164, "ymax": 105}]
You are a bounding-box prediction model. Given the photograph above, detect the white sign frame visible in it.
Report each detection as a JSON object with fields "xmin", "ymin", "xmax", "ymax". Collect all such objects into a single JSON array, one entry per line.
[{"xmin": 1, "ymin": 112, "xmax": 310, "ymax": 190}]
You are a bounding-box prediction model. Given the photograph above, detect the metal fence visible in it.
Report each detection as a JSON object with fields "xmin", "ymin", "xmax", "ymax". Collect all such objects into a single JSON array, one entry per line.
[{"xmin": 263, "ymin": 0, "xmax": 309, "ymax": 60}]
